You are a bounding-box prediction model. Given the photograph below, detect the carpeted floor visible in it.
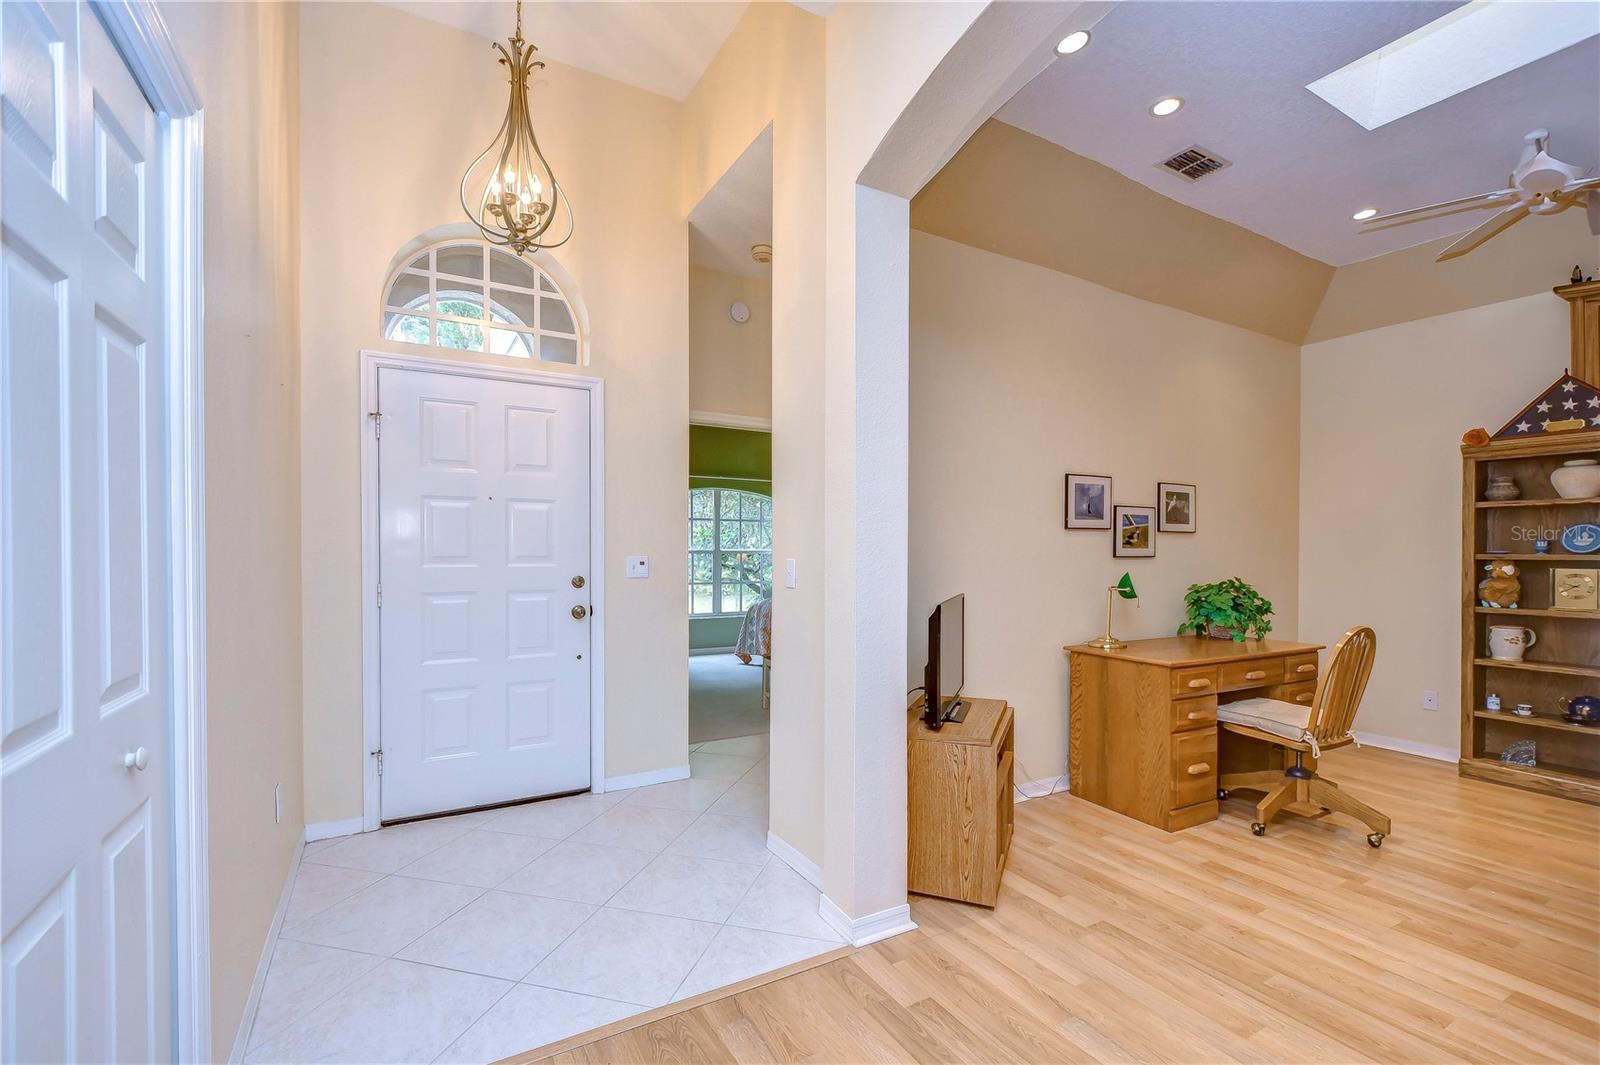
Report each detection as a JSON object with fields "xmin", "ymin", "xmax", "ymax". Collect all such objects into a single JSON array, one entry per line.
[{"xmin": 688, "ymin": 653, "xmax": 768, "ymax": 743}]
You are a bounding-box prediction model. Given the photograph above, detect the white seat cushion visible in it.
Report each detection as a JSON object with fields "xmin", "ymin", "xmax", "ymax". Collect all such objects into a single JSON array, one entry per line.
[{"xmin": 1217, "ymin": 697, "xmax": 1314, "ymax": 745}]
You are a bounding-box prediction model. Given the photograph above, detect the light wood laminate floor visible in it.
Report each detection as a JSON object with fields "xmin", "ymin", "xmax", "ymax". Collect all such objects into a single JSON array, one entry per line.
[{"xmin": 517, "ymin": 746, "xmax": 1600, "ymax": 1064}]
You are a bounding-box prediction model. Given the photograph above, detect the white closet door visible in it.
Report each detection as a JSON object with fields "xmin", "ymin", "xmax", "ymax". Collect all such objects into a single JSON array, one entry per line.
[
  {"xmin": 2, "ymin": 3, "xmax": 172, "ymax": 1061},
  {"xmin": 378, "ymin": 367, "xmax": 592, "ymax": 820}
]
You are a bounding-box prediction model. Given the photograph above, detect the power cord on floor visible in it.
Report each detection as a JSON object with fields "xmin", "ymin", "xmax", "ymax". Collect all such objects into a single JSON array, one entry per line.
[{"xmin": 1012, "ymin": 754, "xmax": 1067, "ymax": 803}]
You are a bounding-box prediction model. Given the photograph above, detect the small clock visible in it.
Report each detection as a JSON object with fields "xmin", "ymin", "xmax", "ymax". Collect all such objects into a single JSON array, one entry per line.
[{"xmin": 729, "ymin": 301, "xmax": 750, "ymax": 324}]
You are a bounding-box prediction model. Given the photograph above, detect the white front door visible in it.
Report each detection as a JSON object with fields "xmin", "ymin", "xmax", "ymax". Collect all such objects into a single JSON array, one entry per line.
[
  {"xmin": 378, "ymin": 366, "xmax": 593, "ymax": 821},
  {"xmin": 2, "ymin": 3, "xmax": 173, "ymax": 1061}
]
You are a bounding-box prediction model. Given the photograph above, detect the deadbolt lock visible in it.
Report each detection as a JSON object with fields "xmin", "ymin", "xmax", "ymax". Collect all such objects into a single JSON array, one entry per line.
[
  {"xmin": 571, "ymin": 575, "xmax": 585, "ymax": 589},
  {"xmin": 571, "ymin": 605, "xmax": 588, "ymax": 620}
]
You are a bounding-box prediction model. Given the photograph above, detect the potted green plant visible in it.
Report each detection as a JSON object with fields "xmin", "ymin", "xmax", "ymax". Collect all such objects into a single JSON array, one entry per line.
[{"xmin": 1177, "ymin": 578, "xmax": 1274, "ymax": 642}]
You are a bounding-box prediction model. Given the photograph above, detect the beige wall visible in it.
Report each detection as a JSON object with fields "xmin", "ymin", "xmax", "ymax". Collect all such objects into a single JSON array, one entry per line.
[
  {"xmin": 1299, "ymin": 292, "xmax": 1570, "ymax": 755},
  {"xmin": 163, "ymin": 1, "xmax": 305, "ymax": 1056},
  {"xmin": 1308, "ymin": 214, "xmax": 1599, "ymax": 343},
  {"xmin": 690, "ymin": 267, "xmax": 771, "ymax": 421},
  {"xmin": 912, "ymin": 120, "xmax": 1334, "ymax": 344},
  {"xmin": 297, "ymin": 2, "xmax": 688, "ymax": 822},
  {"xmin": 682, "ymin": 1, "xmax": 828, "ymax": 864},
  {"xmin": 910, "ymin": 231, "xmax": 1301, "ymax": 785}
]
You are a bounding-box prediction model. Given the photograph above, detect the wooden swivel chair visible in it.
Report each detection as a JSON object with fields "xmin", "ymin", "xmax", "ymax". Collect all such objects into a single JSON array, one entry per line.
[{"xmin": 1216, "ymin": 626, "xmax": 1391, "ymax": 847}]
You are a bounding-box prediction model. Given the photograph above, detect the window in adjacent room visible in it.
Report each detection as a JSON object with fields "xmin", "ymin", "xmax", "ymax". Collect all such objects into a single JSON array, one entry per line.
[
  {"xmin": 689, "ymin": 487, "xmax": 773, "ymax": 616},
  {"xmin": 381, "ymin": 241, "xmax": 582, "ymax": 363}
]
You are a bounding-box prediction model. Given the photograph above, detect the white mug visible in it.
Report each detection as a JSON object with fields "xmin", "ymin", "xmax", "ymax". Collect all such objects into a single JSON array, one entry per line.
[{"xmin": 1487, "ymin": 625, "xmax": 1536, "ymax": 661}]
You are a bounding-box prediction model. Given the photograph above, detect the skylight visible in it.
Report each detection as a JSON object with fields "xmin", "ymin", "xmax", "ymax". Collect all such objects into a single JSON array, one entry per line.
[{"xmin": 1307, "ymin": 1, "xmax": 1600, "ymax": 130}]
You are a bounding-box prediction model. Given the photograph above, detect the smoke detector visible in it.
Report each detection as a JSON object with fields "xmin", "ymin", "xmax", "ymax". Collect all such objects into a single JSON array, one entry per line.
[{"xmin": 751, "ymin": 243, "xmax": 773, "ymax": 264}]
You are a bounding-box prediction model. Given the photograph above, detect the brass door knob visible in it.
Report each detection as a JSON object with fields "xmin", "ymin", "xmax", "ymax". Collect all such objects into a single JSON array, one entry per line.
[
  {"xmin": 571, "ymin": 576, "xmax": 585, "ymax": 589},
  {"xmin": 571, "ymin": 605, "xmax": 587, "ymax": 620}
]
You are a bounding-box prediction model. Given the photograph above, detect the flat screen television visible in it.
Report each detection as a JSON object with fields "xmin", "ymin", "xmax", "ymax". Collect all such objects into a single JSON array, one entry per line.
[{"xmin": 923, "ymin": 593, "xmax": 967, "ymax": 728}]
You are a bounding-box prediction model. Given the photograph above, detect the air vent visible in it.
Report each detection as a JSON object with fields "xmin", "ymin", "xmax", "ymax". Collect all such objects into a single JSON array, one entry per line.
[{"xmin": 1158, "ymin": 146, "xmax": 1231, "ymax": 182}]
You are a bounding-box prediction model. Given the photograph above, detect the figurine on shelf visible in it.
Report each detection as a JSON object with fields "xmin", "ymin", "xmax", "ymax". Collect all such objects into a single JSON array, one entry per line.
[
  {"xmin": 1478, "ymin": 559, "xmax": 1522, "ymax": 609},
  {"xmin": 1484, "ymin": 474, "xmax": 1520, "ymax": 501}
]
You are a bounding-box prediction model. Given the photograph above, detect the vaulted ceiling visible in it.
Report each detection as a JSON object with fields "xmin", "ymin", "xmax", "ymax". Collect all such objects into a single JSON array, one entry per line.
[
  {"xmin": 997, "ymin": 0, "xmax": 1600, "ymax": 266},
  {"xmin": 379, "ymin": 1, "xmax": 751, "ymax": 100}
]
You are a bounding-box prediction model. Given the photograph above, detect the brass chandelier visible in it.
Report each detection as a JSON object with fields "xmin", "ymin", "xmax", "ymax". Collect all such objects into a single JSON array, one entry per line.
[{"xmin": 460, "ymin": 0, "xmax": 573, "ymax": 254}]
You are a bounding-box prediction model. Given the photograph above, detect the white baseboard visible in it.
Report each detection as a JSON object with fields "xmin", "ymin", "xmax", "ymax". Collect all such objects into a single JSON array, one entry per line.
[
  {"xmin": 305, "ymin": 817, "xmax": 364, "ymax": 843},
  {"xmin": 602, "ymin": 764, "xmax": 690, "ymax": 792},
  {"xmin": 229, "ymin": 837, "xmax": 303, "ymax": 1062},
  {"xmin": 689, "ymin": 645, "xmax": 738, "ymax": 657},
  {"xmin": 765, "ymin": 831, "xmax": 823, "ymax": 889},
  {"xmin": 818, "ymin": 895, "xmax": 917, "ymax": 947},
  {"xmin": 1013, "ymin": 774, "xmax": 1068, "ymax": 802},
  {"xmin": 1353, "ymin": 731, "xmax": 1457, "ymax": 763}
]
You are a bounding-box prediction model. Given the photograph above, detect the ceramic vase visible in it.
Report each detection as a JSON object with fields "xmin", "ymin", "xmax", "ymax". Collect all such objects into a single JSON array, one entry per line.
[{"xmin": 1550, "ymin": 459, "xmax": 1600, "ymax": 500}]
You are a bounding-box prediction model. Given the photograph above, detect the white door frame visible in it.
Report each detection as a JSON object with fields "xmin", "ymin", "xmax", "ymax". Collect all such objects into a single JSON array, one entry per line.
[
  {"xmin": 359, "ymin": 349, "xmax": 607, "ymax": 830},
  {"xmin": 87, "ymin": 2, "xmax": 210, "ymax": 1059}
]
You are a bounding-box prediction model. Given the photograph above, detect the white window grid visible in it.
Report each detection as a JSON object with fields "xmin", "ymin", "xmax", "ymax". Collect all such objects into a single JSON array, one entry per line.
[
  {"xmin": 381, "ymin": 242, "xmax": 582, "ymax": 363},
  {"xmin": 689, "ymin": 488, "xmax": 773, "ymax": 617}
]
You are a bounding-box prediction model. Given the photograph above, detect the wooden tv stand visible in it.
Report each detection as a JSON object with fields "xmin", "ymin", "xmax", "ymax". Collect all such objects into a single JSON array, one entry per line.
[{"xmin": 906, "ymin": 696, "xmax": 1014, "ymax": 906}]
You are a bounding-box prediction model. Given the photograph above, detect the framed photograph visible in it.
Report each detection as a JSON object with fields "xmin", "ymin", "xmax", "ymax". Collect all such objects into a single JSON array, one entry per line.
[
  {"xmin": 1114, "ymin": 504, "xmax": 1156, "ymax": 557},
  {"xmin": 1158, "ymin": 482, "xmax": 1196, "ymax": 533},
  {"xmin": 1065, "ymin": 473, "xmax": 1113, "ymax": 530}
]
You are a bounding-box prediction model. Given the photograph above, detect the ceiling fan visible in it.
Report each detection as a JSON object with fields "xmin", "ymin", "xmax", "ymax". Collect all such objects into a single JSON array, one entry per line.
[{"xmin": 1359, "ymin": 129, "xmax": 1600, "ymax": 262}]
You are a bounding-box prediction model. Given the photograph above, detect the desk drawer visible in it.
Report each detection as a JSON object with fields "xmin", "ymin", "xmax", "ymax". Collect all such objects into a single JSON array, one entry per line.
[
  {"xmin": 1279, "ymin": 680, "xmax": 1316, "ymax": 708},
  {"xmin": 1219, "ymin": 658, "xmax": 1281, "ymax": 691},
  {"xmin": 1171, "ymin": 729, "xmax": 1217, "ymax": 808},
  {"xmin": 1171, "ymin": 667, "xmax": 1218, "ymax": 698},
  {"xmin": 1171, "ymin": 694, "xmax": 1218, "ymax": 731},
  {"xmin": 1285, "ymin": 654, "xmax": 1319, "ymax": 682}
]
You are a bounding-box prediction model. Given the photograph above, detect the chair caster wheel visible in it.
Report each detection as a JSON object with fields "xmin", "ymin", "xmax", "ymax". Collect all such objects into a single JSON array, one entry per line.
[
  {"xmin": 1367, "ymin": 833, "xmax": 1385, "ymax": 848},
  {"xmin": 1250, "ymin": 822, "xmax": 1266, "ymax": 836},
  {"xmin": 1217, "ymin": 788, "xmax": 1230, "ymax": 801}
]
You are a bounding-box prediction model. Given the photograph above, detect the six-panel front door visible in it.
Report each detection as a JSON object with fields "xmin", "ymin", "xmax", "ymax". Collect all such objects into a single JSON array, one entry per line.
[
  {"xmin": 377, "ymin": 366, "xmax": 592, "ymax": 820},
  {"xmin": 2, "ymin": 4, "xmax": 173, "ymax": 1061}
]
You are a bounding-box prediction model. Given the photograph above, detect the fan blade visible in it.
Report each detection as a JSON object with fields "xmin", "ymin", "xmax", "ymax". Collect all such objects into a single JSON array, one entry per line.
[
  {"xmin": 1589, "ymin": 191, "xmax": 1600, "ymax": 236},
  {"xmin": 1363, "ymin": 188, "xmax": 1516, "ymax": 226},
  {"xmin": 1435, "ymin": 204, "xmax": 1530, "ymax": 262},
  {"xmin": 1561, "ymin": 175, "xmax": 1600, "ymax": 194}
]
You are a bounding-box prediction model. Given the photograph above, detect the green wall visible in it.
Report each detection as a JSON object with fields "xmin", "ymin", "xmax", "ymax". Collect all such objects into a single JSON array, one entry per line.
[
  {"xmin": 689, "ymin": 425, "xmax": 771, "ymax": 647},
  {"xmin": 690, "ymin": 424, "xmax": 771, "ymax": 490}
]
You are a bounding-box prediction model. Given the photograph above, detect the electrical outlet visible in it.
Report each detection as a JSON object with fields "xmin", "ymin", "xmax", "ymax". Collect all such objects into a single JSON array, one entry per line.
[
  {"xmin": 1422, "ymin": 690, "xmax": 1439, "ymax": 711},
  {"xmin": 625, "ymin": 555, "xmax": 649, "ymax": 579},
  {"xmin": 274, "ymin": 783, "xmax": 283, "ymax": 824}
]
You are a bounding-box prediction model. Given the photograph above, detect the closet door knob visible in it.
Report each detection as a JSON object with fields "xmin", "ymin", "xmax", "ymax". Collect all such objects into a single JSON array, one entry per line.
[
  {"xmin": 571, "ymin": 605, "xmax": 587, "ymax": 620},
  {"xmin": 123, "ymin": 747, "xmax": 149, "ymax": 771}
]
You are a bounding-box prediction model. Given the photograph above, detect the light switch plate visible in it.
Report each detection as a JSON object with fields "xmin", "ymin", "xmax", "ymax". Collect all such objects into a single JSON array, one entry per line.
[
  {"xmin": 626, "ymin": 555, "xmax": 649, "ymax": 579},
  {"xmin": 785, "ymin": 558, "xmax": 797, "ymax": 589}
]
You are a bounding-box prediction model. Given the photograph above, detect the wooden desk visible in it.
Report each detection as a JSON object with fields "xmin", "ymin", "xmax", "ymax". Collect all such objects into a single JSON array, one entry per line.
[
  {"xmin": 1065, "ymin": 637, "xmax": 1323, "ymax": 831},
  {"xmin": 907, "ymin": 697, "xmax": 1013, "ymax": 906}
]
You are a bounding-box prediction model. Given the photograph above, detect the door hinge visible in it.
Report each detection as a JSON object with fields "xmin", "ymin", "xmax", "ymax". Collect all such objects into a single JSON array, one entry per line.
[
  {"xmin": 369, "ymin": 409, "xmax": 383, "ymax": 437},
  {"xmin": 376, "ymin": 582, "xmax": 383, "ymax": 608},
  {"xmin": 370, "ymin": 748, "xmax": 383, "ymax": 776}
]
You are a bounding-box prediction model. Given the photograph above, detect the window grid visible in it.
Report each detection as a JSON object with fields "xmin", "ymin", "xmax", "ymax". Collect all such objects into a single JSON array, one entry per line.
[
  {"xmin": 689, "ymin": 488, "xmax": 772, "ymax": 617},
  {"xmin": 381, "ymin": 242, "xmax": 581, "ymax": 364}
]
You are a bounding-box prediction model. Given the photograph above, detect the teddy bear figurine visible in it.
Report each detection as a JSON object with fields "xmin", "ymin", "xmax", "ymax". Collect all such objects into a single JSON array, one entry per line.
[{"xmin": 1479, "ymin": 560, "xmax": 1522, "ymax": 609}]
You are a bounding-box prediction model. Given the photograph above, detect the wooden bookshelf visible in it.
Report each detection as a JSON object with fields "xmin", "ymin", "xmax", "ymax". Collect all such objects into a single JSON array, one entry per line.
[{"xmin": 1460, "ymin": 428, "xmax": 1600, "ymax": 804}]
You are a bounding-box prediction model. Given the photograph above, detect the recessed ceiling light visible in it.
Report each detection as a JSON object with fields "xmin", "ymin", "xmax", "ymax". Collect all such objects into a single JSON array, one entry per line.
[
  {"xmin": 1055, "ymin": 30, "xmax": 1090, "ymax": 56},
  {"xmin": 1352, "ymin": 207, "xmax": 1378, "ymax": 221},
  {"xmin": 1150, "ymin": 97, "xmax": 1183, "ymax": 117}
]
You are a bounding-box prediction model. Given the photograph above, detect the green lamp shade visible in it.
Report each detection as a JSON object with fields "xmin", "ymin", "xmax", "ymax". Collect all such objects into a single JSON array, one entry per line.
[{"xmin": 1116, "ymin": 572, "xmax": 1138, "ymax": 600}]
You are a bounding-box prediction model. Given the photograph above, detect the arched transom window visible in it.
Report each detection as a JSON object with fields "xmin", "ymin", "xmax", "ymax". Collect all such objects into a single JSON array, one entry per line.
[{"xmin": 382, "ymin": 242, "xmax": 582, "ymax": 363}]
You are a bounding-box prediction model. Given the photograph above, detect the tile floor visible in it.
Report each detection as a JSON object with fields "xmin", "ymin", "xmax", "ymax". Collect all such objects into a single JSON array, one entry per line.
[{"xmin": 244, "ymin": 734, "xmax": 843, "ymax": 1064}]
